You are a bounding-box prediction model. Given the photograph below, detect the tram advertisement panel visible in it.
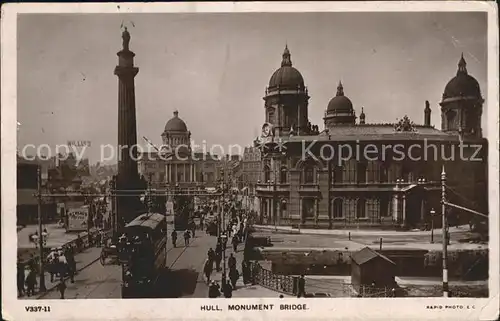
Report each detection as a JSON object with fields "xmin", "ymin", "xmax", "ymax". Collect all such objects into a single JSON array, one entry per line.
[{"xmin": 66, "ymin": 206, "xmax": 89, "ymax": 232}]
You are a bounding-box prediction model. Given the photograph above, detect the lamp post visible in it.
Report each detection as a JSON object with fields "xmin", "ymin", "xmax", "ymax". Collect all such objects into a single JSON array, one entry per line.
[
  {"xmin": 36, "ymin": 166, "xmax": 47, "ymax": 292},
  {"xmin": 430, "ymin": 208, "xmax": 436, "ymax": 243},
  {"xmin": 441, "ymin": 166, "xmax": 449, "ymax": 297}
]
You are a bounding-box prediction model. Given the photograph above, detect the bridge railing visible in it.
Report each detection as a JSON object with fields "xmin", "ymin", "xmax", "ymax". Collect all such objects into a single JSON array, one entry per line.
[{"xmin": 253, "ymin": 262, "xmax": 297, "ymax": 296}]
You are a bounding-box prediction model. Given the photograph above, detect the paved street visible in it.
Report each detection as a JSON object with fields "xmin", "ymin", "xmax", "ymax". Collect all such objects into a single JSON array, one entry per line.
[
  {"xmin": 24, "ymin": 219, "xmax": 287, "ymax": 299},
  {"xmin": 18, "ymin": 223, "xmax": 80, "ymax": 249}
]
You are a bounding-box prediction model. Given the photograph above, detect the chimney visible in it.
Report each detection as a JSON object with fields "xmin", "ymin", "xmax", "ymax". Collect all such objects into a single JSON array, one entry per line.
[{"xmin": 424, "ymin": 100, "xmax": 431, "ymax": 127}]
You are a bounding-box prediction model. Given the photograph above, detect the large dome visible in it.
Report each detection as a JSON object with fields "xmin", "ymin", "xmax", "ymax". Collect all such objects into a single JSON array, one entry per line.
[
  {"xmin": 327, "ymin": 82, "xmax": 353, "ymax": 113},
  {"xmin": 164, "ymin": 110, "xmax": 188, "ymax": 132},
  {"xmin": 442, "ymin": 54, "xmax": 481, "ymax": 100},
  {"xmin": 268, "ymin": 45, "xmax": 305, "ymax": 89}
]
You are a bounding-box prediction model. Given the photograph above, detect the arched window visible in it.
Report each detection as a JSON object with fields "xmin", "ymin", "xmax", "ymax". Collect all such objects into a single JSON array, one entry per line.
[
  {"xmin": 333, "ymin": 198, "xmax": 343, "ymax": 218},
  {"xmin": 263, "ymin": 165, "xmax": 271, "ymax": 183},
  {"xmin": 357, "ymin": 162, "xmax": 367, "ymax": 184},
  {"xmin": 303, "ymin": 164, "xmax": 315, "ymax": 184},
  {"xmin": 356, "ymin": 198, "xmax": 366, "ymax": 218},
  {"xmin": 280, "ymin": 167, "xmax": 287, "ymax": 184}
]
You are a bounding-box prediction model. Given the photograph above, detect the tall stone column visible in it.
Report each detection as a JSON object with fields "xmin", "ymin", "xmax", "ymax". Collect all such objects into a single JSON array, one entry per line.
[{"xmin": 114, "ymin": 27, "xmax": 143, "ymax": 226}]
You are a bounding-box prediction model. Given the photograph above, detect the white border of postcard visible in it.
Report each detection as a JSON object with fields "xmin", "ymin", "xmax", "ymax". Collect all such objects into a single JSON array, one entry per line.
[{"xmin": 2, "ymin": 2, "xmax": 499, "ymax": 320}]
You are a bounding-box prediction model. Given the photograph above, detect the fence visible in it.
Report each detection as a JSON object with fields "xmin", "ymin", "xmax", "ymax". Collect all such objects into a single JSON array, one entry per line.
[
  {"xmin": 341, "ymin": 283, "xmax": 396, "ymax": 297},
  {"xmin": 253, "ymin": 262, "xmax": 297, "ymax": 296}
]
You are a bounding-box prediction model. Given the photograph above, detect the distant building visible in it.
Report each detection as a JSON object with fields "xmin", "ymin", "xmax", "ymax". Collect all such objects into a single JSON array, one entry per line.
[
  {"xmin": 242, "ymin": 146, "xmax": 261, "ymax": 194},
  {"xmin": 138, "ymin": 110, "xmax": 222, "ymax": 190},
  {"xmin": 16, "ymin": 157, "xmax": 57, "ymax": 225}
]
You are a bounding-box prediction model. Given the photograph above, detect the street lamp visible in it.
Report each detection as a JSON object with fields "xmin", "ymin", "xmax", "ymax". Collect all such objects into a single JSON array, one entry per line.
[
  {"xmin": 221, "ymin": 233, "xmax": 228, "ymax": 286},
  {"xmin": 430, "ymin": 208, "xmax": 436, "ymax": 243},
  {"xmin": 36, "ymin": 166, "xmax": 47, "ymax": 292}
]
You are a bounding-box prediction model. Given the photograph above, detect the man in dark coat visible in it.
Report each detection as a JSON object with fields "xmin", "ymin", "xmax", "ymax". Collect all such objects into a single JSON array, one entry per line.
[
  {"xmin": 241, "ymin": 260, "xmax": 250, "ymax": 284},
  {"xmin": 229, "ymin": 267, "xmax": 239, "ymax": 289},
  {"xmin": 222, "ymin": 279, "xmax": 233, "ymax": 298},
  {"xmin": 208, "ymin": 281, "xmax": 220, "ymax": 298},
  {"xmin": 297, "ymin": 275, "xmax": 306, "ymax": 298},
  {"xmin": 17, "ymin": 261, "xmax": 25, "ymax": 297},
  {"xmin": 228, "ymin": 253, "xmax": 236, "ymax": 271},
  {"xmin": 25, "ymin": 268, "xmax": 37, "ymax": 296}
]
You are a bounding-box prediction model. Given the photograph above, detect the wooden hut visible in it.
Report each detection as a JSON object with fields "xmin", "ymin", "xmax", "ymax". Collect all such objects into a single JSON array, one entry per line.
[{"xmin": 350, "ymin": 247, "xmax": 397, "ymax": 295}]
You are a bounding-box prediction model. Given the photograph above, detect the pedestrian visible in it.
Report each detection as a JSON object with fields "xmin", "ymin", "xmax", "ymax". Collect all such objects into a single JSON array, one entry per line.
[
  {"xmin": 25, "ymin": 268, "xmax": 36, "ymax": 296},
  {"xmin": 203, "ymin": 259, "xmax": 213, "ymax": 284},
  {"xmin": 297, "ymin": 275, "xmax": 306, "ymax": 298},
  {"xmin": 229, "ymin": 267, "xmax": 239, "ymax": 289},
  {"xmin": 208, "ymin": 281, "xmax": 221, "ymax": 298},
  {"xmin": 58, "ymin": 277, "xmax": 67, "ymax": 299},
  {"xmin": 228, "ymin": 253, "xmax": 236, "ymax": 271},
  {"xmin": 17, "ymin": 261, "xmax": 25, "ymax": 297},
  {"xmin": 222, "ymin": 279, "xmax": 233, "ymax": 298},
  {"xmin": 65, "ymin": 247, "xmax": 76, "ymax": 283},
  {"xmin": 183, "ymin": 230, "xmax": 191, "ymax": 247},
  {"xmin": 232, "ymin": 236, "xmax": 239, "ymax": 252},
  {"xmin": 215, "ymin": 251, "xmax": 222, "ymax": 272},
  {"xmin": 279, "ymin": 294, "xmax": 284, "ymax": 298},
  {"xmin": 241, "ymin": 260, "xmax": 249, "ymax": 284},
  {"xmin": 171, "ymin": 230, "xmax": 177, "ymax": 248},
  {"xmin": 207, "ymin": 248, "xmax": 215, "ymax": 268}
]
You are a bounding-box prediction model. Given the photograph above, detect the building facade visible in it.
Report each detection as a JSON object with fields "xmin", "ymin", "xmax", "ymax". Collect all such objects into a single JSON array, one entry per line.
[
  {"xmin": 138, "ymin": 110, "xmax": 222, "ymax": 190},
  {"xmin": 242, "ymin": 146, "xmax": 262, "ymax": 194},
  {"xmin": 256, "ymin": 48, "xmax": 488, "ymax": 229}
]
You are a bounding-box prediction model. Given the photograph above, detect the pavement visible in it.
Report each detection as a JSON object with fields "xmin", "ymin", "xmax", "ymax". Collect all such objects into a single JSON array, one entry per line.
[
  {"xmin": 19, "ymin": 246, "xmax": 104, "ymax": 299},
  {"xmin": 17, "ymin": 223, "xmax": 81, "ymax": 250},
  {"xmin": 253, "ymin": 226, "xmax": 486, "ymax": 252}
]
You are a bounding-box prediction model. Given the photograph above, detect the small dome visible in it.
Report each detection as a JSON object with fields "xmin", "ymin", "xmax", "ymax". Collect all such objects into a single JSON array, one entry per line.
[
  {"xmin": 268, "ymin": 45, "xmax": 305, "ymax": 89},
  {"xmin": 327, "ymin": 81, "xmax": 353, "ymax": 113},
  {"xmin": 443, "ymin": 54, "xmax": 481, "ymax": 100},
  {"xmin": 164, "ymin": 110, "xmax": 188, "ymax": 132}
]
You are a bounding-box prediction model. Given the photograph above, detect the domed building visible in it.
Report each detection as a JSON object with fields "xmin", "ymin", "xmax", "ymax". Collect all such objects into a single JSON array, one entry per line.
[
  {"xmin": 138, "ymin": 110, "xmax": 221, "ymax": 192},
  {"xmin": 256, "ymin": 51, "xmax": 488, "ymax": 229}
]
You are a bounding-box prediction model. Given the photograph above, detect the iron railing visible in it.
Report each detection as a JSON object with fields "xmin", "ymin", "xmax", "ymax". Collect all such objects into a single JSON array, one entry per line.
[{"xmin": 253, "ymin": 262, "xmax": 297, "ymax": 296}]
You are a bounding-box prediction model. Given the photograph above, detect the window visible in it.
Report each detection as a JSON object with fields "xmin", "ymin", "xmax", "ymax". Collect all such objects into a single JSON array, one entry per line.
[
  {"xmin": 380, "ymin": 164, "xmax": 388, "ymax": 183},
  {"xmin": 333, "ymin": 165, "xmax": 343, "ymax": 184},
  {"xmin": 333, "ymin": 198, "xmax": 343, "ymax": 218},
  {"xmin": 263, "ymin": 165, "xmax": 271, "ymax": 183},
  {"xmin": 380, "ymin": 197, "xmax": 390, "ymax": 217},
  {"xmin": 356, "ymin": 198, "xmax": 366, "ymax": 218},
  {"xmin": 345, "ymin": 160, "xmax": 356, "ymax": 183},
  {"xmin": 303, "ymin": 165, "xmax": 314, "ymax": 184},
  {"xmin": 357, "ymin": 162, "xmax": 367, "ymax": 184},
  {"xmin": 268, "ymin": 111, "xmax": 275, "ymax": 124},
  {"xmin": 280, "ymin": 167, "xmax": 287, "ymax": 183}
]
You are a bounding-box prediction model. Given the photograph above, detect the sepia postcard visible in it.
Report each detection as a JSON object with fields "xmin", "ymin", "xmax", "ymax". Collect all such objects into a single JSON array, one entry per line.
[{"xmin": 1, "ymin": 2, "xmax": 499, "ymax": 320}]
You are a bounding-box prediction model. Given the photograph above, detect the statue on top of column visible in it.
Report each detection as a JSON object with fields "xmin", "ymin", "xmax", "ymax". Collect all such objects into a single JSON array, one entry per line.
[{"xmin": 122, "ymin": 27, "xmax": 131, "ymax": 51}]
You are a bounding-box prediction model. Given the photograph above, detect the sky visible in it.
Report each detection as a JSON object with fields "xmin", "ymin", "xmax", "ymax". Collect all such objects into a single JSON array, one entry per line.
[{"xmin": 17, "ymin": 12, "xmax": 488, "ymax": 164}]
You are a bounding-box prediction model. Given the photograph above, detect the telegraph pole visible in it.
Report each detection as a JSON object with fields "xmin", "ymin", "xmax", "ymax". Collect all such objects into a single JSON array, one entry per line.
[
  {"xmin": 441, "ymin": 165, "xmax": 448, "ymax": 297},
  {"xmin": 36, "ymin": 166, "xmax": 47, "ymax": 292}
]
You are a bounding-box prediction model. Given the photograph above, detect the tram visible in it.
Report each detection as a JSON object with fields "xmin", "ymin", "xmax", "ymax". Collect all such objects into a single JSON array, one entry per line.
[{"xmin": 119, "ymin": 213, "xmax": 168, "ymax": 298}]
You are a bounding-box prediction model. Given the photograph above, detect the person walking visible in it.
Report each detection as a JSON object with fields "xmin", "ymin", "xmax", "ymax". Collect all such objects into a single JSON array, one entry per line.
[
  {"xmin": 222, "ymin": 279, "xmax": 233, "ymax": 298},
  {"xmin": 25, "ymin": 268, "xmax": 37, "ymax": 297},
  {"xmin": 214, "ymin": 250, "xmax": 222, "ymax": 272},
  {"xmin": 229, "ymin": 267, "xmax": 239, "ymax": 289},
  {"xmin": 207, "ymin": 248, "xmax": 215, "ymax": 269},
  {"xmin": 203, "ymin": 259, "xmax": 213, "ymax": 284},
  {"xmin": 208, "ymin": 281, "xmax": 221, "ymax": 298},
  {"xmin": 58, "ymin": 277, "xmax": 67, "ymax": 299},
  {"xmin": 17, "ymin": 261, "xmax": 25, "ymax": 297},
  {"xmin": 171, "ymin": 230, "xmax": 178, "ymax": 248},
  {"xmin": 297, "ymin": 275, "xmax": 306, "ymax": 298},
  {"xmin": 232, "ymin": 236, "xmax": 239, "ymax": 252},
  {"xmin": 228, "ymin": 253, "xmax": 236, "ymax": 271},
  {"xmin": 241, "ymin": 260, "xmax": 250, "ymax": 285},
  {"xmin": 183, "ymin": 230, "xmax": 191, "ymax": 247},
  {"xmin": 64, "ymin": 247, "xmax": 76, "ymax": 283}
]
